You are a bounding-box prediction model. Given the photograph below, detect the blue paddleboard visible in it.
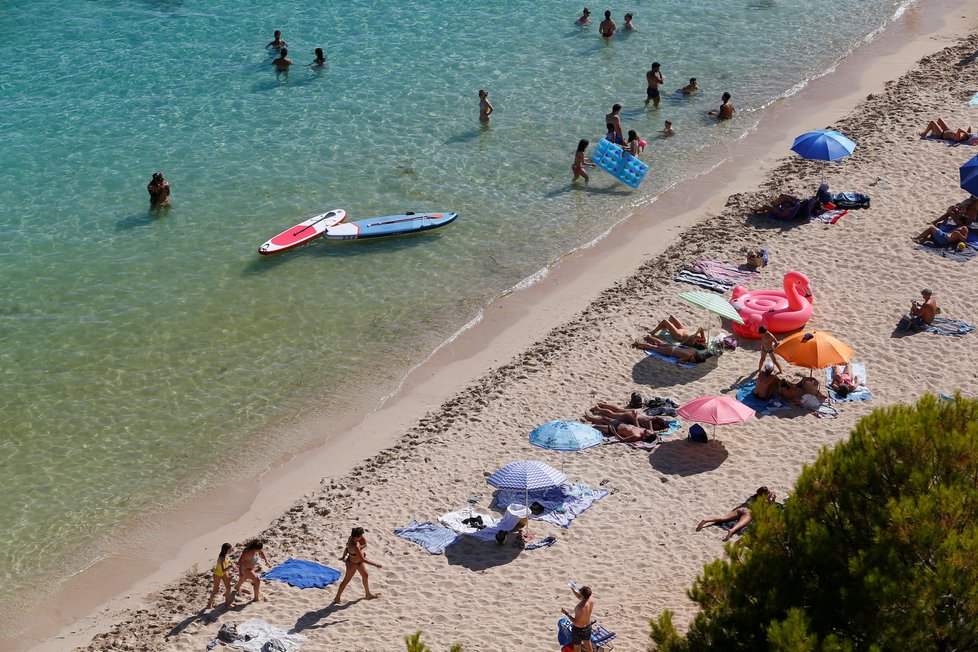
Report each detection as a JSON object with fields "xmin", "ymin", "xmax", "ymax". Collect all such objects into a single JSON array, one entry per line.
[{"xmin": 323, "ymin": 212, "xmax": 458, "ymax": 240}]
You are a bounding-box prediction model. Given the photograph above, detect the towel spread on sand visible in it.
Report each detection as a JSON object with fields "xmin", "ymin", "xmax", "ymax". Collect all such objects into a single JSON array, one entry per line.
[
  {"xmin": 491, "ymin": 484, "xmax": 607, "ymax": 529},
  {"xmin": 673, "ymin": 259, "xmax": 758, "ymax": 293},
  {"xmin": 926, "ymin": 316, "xmax": 977, "ymax": 337},
  {"xmin": 227, "ymin": 620, "xmax": 305, "ymax": 652},
  {"xmin": 525, "ymin": 536, "xmax": 557, "ymax": 550},
  {"xmin": 823, "ymin": 363, "xmax": 873, "ymax": 403},
  {"xmin": 918, "ymin": 225, "xmax": 978, "ymax": 261},
  {"xmin": 809, "ymin": 208, "xmax": 848, "ymax": 224},
  {"xmin": 672, "ymin": 269, "xmax": 734, "ymax": 293},
  {"xmin": 438, "ymin": 507, "xmax": 498, "ymax": 534},
  {"xmin": 394, "ymin": 520, "xmax": 460, "ymax": 554},
  {"xmin": 261, "ymin": 559, "xmax": 342, "ymax": 589},
  {"xmin": 735, "ymin": 380, "xmax": 789, "ymax": 415},
  {"xmin": 969, "ymin": 92, "xmax": 978, "ymax": 106}
]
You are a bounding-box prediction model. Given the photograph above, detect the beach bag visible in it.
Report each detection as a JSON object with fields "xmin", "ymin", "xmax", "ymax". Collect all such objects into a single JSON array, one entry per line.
[
  {"xmin": 897, "ymin": 315, "xmax": 912, "ymax": 332},
  {"xmin": 833, "ymin": 192, "xmax": 870, "ymax": 210},
  {"xmin": 688, "ymin": 424, "xmax": 708, "ymax": 443},
  {"xmin": 217, "ymin": 623, "xmax": 239, "ymax": 643}
]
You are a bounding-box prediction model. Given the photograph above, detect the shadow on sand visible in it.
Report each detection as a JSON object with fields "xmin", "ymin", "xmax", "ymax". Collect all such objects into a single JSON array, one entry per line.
[
  {"xmin": 444, "ymin": 537, "xmax": 521, "ymax": 570},
  {"xmin": 649, "ymin": 438, "xmax": 728, "ymax": 476}
]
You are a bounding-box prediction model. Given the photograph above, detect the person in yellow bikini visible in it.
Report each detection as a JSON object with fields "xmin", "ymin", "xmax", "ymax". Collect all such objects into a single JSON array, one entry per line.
[{"xmin": 207, "ymin": 543, "xmax": 236, "ymax": 609}]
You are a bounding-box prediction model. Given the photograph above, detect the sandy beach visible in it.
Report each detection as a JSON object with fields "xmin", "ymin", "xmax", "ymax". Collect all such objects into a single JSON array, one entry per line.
[{"xmin": 12, "ymin": 3, "xmax": 978, "ymax": 651}]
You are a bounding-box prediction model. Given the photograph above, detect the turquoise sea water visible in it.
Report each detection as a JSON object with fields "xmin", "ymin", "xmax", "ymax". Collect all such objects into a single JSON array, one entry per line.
[{"xmin": 0, "ymin": 0, "xmax": 914, "ymax": 624}]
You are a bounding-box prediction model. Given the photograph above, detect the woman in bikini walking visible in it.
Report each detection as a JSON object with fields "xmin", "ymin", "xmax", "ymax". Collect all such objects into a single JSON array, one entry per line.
[
  {"xmin": 232, "ymin": 539, "xmax": 270, "ymax": 605},
  {"xmin": 332, "ymin": 527, "xmax": 383, "ymax": 604}
]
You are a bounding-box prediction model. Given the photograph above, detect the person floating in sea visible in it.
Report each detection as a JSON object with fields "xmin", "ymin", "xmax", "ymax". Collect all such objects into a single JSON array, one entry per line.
[
  {"xmin": 478, "ymin": 89, "xmax": 494, "ymax": 123},
  {"xmin": 311, "ymin": 47, "xmax": 327, "ymax": 66},
  {"xmin": 575, "ymin": 7, "xmax": 591, "ymax": 25},
  {"xmin": 272, "ymin": 48, "xmax": 293, "ymax": 73},
  {"xmin": 572, "ymin": 139, "xmax": 596, "ymax": 185},
  {"xmin": 708, "ymin": 92, "xmax": 735, "ymax": 120},
  {"xmin": 599, "ymin": 10, "xmax": 616, "ymax": 37},
  {"xmin": 605, "ymin": 103, "xmax": 623, "ymax": 144},
  {"xmin": 333, "ymin": 526, "xmax": 383, "ymax": 604},
  {"xmin": 266, "ymin": 30, "xmax": 287, "ymax": 51},
  {"xmin": 561, "ymin": 585, "xmax": 596, "ymax": 652},
  {"xmin": 681, "ymin": 77, "xmax": 699, "ymax": 95},
  {"xmin": 623, "ymin": 13, "xmax": 636, "ymax": 31},
  {"xmin": 147, "ymin": 171, "xmax": 170, "ymax": 208},
  {"xmin": 645, "ymin": 61, "xmax": 664, "ymax": 108},
  {"xmin": 660, "ymin": 120, "xmax": 675, "ymax": 136}
]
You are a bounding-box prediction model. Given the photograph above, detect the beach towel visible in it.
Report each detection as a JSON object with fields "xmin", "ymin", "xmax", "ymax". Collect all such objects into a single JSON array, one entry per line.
[
  {"xmin": 969, "ymin": 91, "xmax": 978, "ymax": 106},
  {"xmin": 672, "ymin": 268, "xmax": 735, "ymax": 293},
  {"xmin": 824, "ymin": 363, "xmax": 872, "ymax": 402},
  {"xmin": 227, "ymin": 619, "xmax": 305, "ymax": 652},
  {"xmin": 642, "ymin": 347, "xmax": 698, "ymax": 368},
  {"xmin": 394, "ymin": 520, "xmax": 460, "ymax": 554},
  {"xmin": 438, "ymin": 507, "xmax": 498, "ymax": 534},
  {"xmin": 809, "ymin": 208, "xmax": 848, "ymax": 224},
  {"xmin": 735, "ymin": 380, "xmax": 789, "ymax": 415},
  {"xmin": 491, "ymin": 484, "xmax": 607, "ymax": 529},
  {"xmin": 602, "ymin": 418, "xmax": 681, "ymax": 449},
  {"xmin": 525, "ymin": 536, "xmax": 557, "ymax": 550},
  {"xmin": 261, "ymin": 559, "xmax": 341, "ymax": 589},
  {"xmin": 693, "ymin": 258, "xmax": 758, "ymax": 284},
  {"xmin": 926, "ymin": 316, "xmax": 976, "ymax": 337}
]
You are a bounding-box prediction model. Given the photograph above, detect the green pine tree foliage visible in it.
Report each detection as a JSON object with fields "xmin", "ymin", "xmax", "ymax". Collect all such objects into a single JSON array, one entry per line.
[
  {"xmin": 404, "ymin": 631, "xmax": 432, "ymax": 652},
  {"xmin": 649, "ymin": 395, "xmax": 978, "ymax": 651}
]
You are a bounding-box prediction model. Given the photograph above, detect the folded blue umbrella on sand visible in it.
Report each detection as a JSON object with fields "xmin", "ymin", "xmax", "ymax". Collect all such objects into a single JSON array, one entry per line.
[
  {"xmin": 261, "ymin": 558, "xmax": 342, "ymax": 588},
  {"xmin": 394, "ymin": 520, "xmax": 461, "ymax": 554}
]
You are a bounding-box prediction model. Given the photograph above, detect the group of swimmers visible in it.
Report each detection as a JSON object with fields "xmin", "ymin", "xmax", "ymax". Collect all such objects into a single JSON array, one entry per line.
[
  {"xmin": 575, "ymin": 7, "xmax": 636, "ymax": 36},
  {"xmin": 266, "ymin": 30, "xmax": 328, "ymax": 74}
]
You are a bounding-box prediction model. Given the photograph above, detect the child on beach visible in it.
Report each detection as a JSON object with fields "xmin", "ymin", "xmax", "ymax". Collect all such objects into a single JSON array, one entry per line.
[
  {"xmin": 206, "ymin": 543, "xmax": 235, "ymax": 609},
  {"xmin": 757, "ymin": 326, "xmax": 783, "ymax": 374},
  {"xmin": 625, "ymin": 130, "xmax": 642, "ymax": 157},
  {"xmin": 660, "ymin": 120, "xmax": 674, "ymax": 136},
  {"xmin": 605, "ymin": 123, "xmax": 623, "ymax": 145},
  {"xmin": 572, "ymin": 139, "xmax": 596, "ymax": 184}
]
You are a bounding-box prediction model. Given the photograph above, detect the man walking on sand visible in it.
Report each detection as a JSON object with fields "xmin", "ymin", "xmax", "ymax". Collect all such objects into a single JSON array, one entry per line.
[{"xmin": 562, "ymin": 585, "xmax": 595, "ymax": 652}]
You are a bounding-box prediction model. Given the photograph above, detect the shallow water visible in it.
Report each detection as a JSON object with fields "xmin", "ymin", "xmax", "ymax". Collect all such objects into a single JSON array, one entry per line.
[{"xmin": 0, "ymin": 0, "xmax": 914, "ymax": 616}]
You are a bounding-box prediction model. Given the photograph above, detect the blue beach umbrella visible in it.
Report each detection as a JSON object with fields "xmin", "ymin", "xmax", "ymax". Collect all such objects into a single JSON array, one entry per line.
[
  {"xmin": 529, "ymin": 420, "xmax": 603, "ymax": 472},
  {"xmin": 487, "ymin": 460, "xmax": 567, "ymax": 519},
  {"xmin": 960, "ymin": 154, "xmax": 978, "ymax": 197},
  {"xmin": 791, "ymin": 129, "xmax": 857, "ymax": 161}
]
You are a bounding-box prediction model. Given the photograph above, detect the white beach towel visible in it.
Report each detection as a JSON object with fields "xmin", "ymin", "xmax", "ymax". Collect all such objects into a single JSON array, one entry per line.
[
  {"xmin": 438, "ymin": 507, "xmax": 499, "ymax": 534},
  {"xmin": 228, "ymin": 619, "xmax": 305, "ymax": 652}
]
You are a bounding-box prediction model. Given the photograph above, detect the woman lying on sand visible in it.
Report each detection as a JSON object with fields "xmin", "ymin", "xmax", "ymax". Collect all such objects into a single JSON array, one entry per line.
[
  {"xmin": 585, "ymin": 414, "xmax": 663, "ymax": 443},
  {"xmin": 587, "ymin": 403, "xmax": 671, "ymax": 430},
  {"xmin": 829, "ymin": 363, "xmax": 861, "ymax": 398},
  {"xmin": 632, "ymin": 335, "xmax": 708, "ymax": 364},
  {"xmin": 646, "ymin": 315, "xmax": 707, "ymax": 347},
  {"xmin": 920, "ymin": 118, "xmax": 973, "ymax": 142},
  {"xmin": 697, "ymin": 486, "xmax": 776, "ymax": 541}
]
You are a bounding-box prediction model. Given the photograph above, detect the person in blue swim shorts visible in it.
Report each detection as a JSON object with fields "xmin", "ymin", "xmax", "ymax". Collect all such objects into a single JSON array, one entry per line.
[{"xmin": 913, "ymin": 224, "xmax": 969, "ymax": 248}]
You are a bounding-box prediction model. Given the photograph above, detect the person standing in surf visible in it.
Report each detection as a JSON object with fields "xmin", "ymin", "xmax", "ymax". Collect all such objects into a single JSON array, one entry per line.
[
  {"xmin": 479, "ymin": 89, "xmax": 494, "ymax": 123},
  {"xmin": 599, "ymin": 10, "xmax": 616, "ymax": 37},
  {"xmin": 332, "ymin": 527, "xmax": 383, "ymax": 604},
  {"xmin": 645, "ymin": 62, "xmax": 664, "ymax": 108},
  {"xmin": 311, "ymin": 48, "xmax": 327, "ymax": 66},
  {"xmin": 147, "ymin": 171, "xmax": 170, "ymax": 208},
  {"xmin": 266, "ymin": 30, "xmax": 287, "ymax": 51},
  {"xmin": 605, "ymin": 104, "xmax": 623, "ymax": 144},
  {"xmin": 575, "ymin": 7, "xmax": 591, "ymax": 25},
  {"xmin": 572, "ymin": 139, "xmax": 596, "ymax": 185},
  {"xmin": 272, "ymin": 48, "xmax": 293, "ymax": 75}
]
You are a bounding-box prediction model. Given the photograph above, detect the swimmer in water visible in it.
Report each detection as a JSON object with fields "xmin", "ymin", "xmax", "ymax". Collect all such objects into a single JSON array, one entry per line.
[
  {"xmin": 681, "ymin": 77, "xmax": 699, "ymax": 95},
  {"xmin": 575, "ymin": 7, "xmax": 591, "ymax": 25},
  {"xmin": 266, "ymin": 30, "xmax": 287, "ymax": 51},
  {"xmin": 623, "ymin": 13, "xmax": 636, "ymax": 31},
  {"xmin": 645, "ymin": 61, "xmax": 664, "ymax": 108},
  {"xmin": 572, "ymin": 139, "xmax": 596, "ymax": 184},
  {"xmin": 660, "ymin": 120, "xmax": 675, "ymax": 136},
  {"xmin": 599, "ymin": 10, "xmax": 616, "ymax": 37},
  {"xmin": 708, "ymin": 92, "xmax": 734, "ymax": 120},
  {"xmin": 311, "ymin": 48, "xmax": 327, "ymax": 66},
  {"xmin": 479, "ymin": 89, "xmax": 494, "ymax": 123},
  {"xmin": 147, "ymin": 171, "xmax": 170, "ymax": 208},
  {"xmin": 272, "ymin": 48, "xmax": 293, "ymax": 73}
]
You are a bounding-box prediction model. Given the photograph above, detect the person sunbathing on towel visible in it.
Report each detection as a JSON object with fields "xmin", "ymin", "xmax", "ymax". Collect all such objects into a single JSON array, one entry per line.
[
  {"xmin": 797, "ymin": 375, "xmax": 826, "ymax": 401},
  {"xmin": 920, "ymin": 118, "xmax": 973, "ymax": 143},
  {"xmin": 912, "ymin": 224, "xmax": 970, "ymax": 248},
  {"xmin": 829, "ymin": 362, "xmax": 861, "ymax": 398},
  {"xmin": 646, "ymin": 315, "xmax": 707, "ymax": 347},
  {"xmin": 631, "ymin": 335, "xmax": 708, "ymax": 364},
  {"xmin": 775, "ymin": 378, "xmax": 805, "ymax": 405},
  {"xmin": 932, "ymin": 196, "xmax": 978, "ymax": 228},
  {"xmin": 585, "ymin": 406, "xmax": 669, "ymax": 432},
  {"xmin": 754, "ymin": 193, "xmax": 801, "ymax": 218},
  {"xmin": 752, "ymin": 363, "xmax": 780, "ymax": 400},
  {"xmin": 697, "ymin": 486, "xmax": 776, "ymax": 542},
  {"xmin": 587, "ymin": 417, "xmax": 661, "ymax": 443}
]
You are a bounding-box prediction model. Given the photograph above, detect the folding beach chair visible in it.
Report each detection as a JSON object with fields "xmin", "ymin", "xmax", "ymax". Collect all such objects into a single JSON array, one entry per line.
[{"xmin": 557, "ymin": 617, "xmax": 616, "ymax": 651}]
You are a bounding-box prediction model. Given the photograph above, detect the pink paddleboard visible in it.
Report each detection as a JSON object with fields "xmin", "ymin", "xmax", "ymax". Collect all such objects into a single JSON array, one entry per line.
[{"xmin": 258, "ymin": 209, "xmax": 346, "ymax": 255}]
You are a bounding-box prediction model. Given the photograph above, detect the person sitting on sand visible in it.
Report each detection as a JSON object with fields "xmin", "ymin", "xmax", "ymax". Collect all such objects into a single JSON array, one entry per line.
[
  {"xmin": 587, "ymin": 416, "xmax": 662, "ymax": 443},
  {"xmin": 932, "ymin": 196, "xmax": 978, "ymax": 228},
  {"xmin": 920, "ymin": 118, "xmax": 972, "ymax": 143},
  {"xmin": 829, "ymin": 362, "xmax": 860, "ymax": 398},
  {"xmin": 899, "ymin": 288, "xmax": 938, "ymax": 332},
  {"xmin": 913, "ymin": 224, "xmax": 970, "ymax": 248},
  {"xmin": 584, "ymin": 405, "xmax": 670, "ymax": 432},
  {"xmin": 632, "ymin": 335, "xmax": 708, "ymax": 364},
  {"xmin": 775, "ymin": 378, "xmax": 804, "ymax": 406},
  {"xmin": 753, "ymin": 363, "xmax": 780, "ymax": 400},
  {"xmin": 697, "ymin": 486, "xmax": 776, "ymax": 542},
  {"xmin": 575, "ymin": 7, "xmax": 591, "ymax": 25},
  {"xmin": 232, "ymin": 539, "xmax": 270, "ymax": 605},
  {"xmin": 333, "ymin": 527, "xmax": 382, "ymax": 604},
  {"xmin": 646, "ymin": 315, "xmax": 707, "ymax": 347}
]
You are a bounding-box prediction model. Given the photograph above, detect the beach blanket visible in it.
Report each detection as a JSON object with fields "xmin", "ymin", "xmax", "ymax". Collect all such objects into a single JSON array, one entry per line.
[
  {"xmin": 969, "ymin": 91, "xmax": 978, "ymax": 106},
  {"xmin": 227, "ymin": 620, "xmax": 305, "ymax": 652},
  {"xmin": 525, "ymin": 536, "xmax": 557, "ymax": 550},
  {"xmin": 672, "ymin": 268, "xmax": 734, "ymax": 293},
  {"xmin": 438, "ymin": 507, "xmax": 498, "ymax": 534},
  {"xmin": 918, "ymin": 241, "xmax": 978, "ymax": 262},
  {"xmin": 823, "ymin": 363, "xmax": 872, "ymax": 403},
  {"xmin": 642, "ymin": 347, "xmax": 698, "ymax": 368},
  {"xmin": 261, "ymin": 559, "xmax": 341, "ymax": 589},
  {"xmin": 926, "ymin": 316, "xmax": 976, "ymax": 337},
  {"xmin": 735, "ymin": 380, "xmax": 789, "ymax": 415},
  {"xmin": 491, "ymin": 484, "xmax": 607, "ymax": 529},
  {"xmin": 809, "ymin": 208, "xmax": 848, "ymax": 224},
  {"xmin": 602, "ymin": 418, "xmax": 681, "ymax": 450},
  {"xmin": 673, "ymin": 259, "xmax": 758, "ymax": 293},
  {"xmin": 394, "ymin": 520, "xmax": 460, "ymax": 554}
]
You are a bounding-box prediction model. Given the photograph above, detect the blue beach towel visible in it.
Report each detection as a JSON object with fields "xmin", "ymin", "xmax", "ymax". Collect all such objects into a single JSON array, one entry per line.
[
  {"xmin": 968, "ymin": 92, "xmax": 978, "ymax": 106},
  {"xmin": 492, "ymin": 484, "xmax": 607, "ymax": 528},
  {"xmin": 394, "ymin": 520, "xmax": 461, "ymax": 554},
  {"xmin": 735, "ymin": 380, "xmax": 789, "ymax": 415},
  {"xmin": 642, "ymin": 347, "xmax": 697, "ymax": 369},
  {"xmin": 823, "ymin": 363, "xmax": 873, "ymax": 403},
  {"xmin": 261, "ymin": 558, "xmax": 342, "ymax": 588},
  {"xmin": 926, "ymin": 316, "xmax": 976, "ymax": 337}
]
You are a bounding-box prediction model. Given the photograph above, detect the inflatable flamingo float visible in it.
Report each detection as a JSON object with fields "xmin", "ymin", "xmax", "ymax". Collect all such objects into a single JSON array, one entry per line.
[{"xmin": 729, "ymin": 271, "xmax": 814, "ymax": 339}]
